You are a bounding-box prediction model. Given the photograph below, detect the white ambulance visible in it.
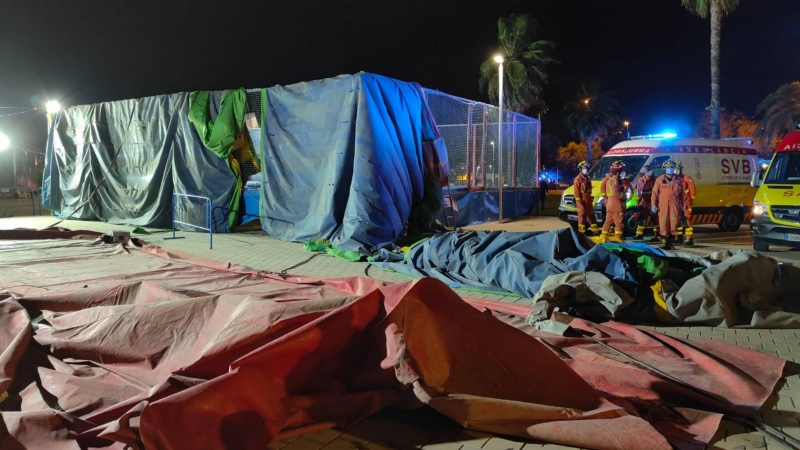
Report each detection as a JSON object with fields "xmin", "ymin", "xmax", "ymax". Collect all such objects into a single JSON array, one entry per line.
[{"xmin": 558, "ymin": 136, "xmax": 759, "ymax": 235}]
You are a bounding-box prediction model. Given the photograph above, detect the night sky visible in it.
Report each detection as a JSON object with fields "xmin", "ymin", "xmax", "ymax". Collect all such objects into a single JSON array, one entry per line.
[{"xmin": 1, "ymin": 0, "xmax": 798, "ymax": 180}]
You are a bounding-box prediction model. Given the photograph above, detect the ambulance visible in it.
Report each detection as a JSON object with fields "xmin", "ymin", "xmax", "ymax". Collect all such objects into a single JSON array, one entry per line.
[
  {"xmin": 558, "ymin": 136, "xmax": 758, "ymax": 235},
  {"xmin": 750, "ymin": 131, "xmax": 800, "ymax": 251}
]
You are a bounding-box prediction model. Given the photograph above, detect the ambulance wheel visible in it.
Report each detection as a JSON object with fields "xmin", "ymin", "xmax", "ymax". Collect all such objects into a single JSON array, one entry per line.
[
  {"xmin": 753, "ymin": 239, "xmax": 770, "ymax": 252},
  {"xmin": 719, "ymin": 207, "xmax": 743, "ymax": 232},
  {"xmin": 623, "ymin": 211, "xmax": 638, "ymax": 237}
]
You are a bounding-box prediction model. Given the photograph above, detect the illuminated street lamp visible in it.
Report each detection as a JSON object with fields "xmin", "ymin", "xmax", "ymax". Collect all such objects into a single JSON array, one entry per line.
[
  {"xmin": 624, "ymin": 121, "xmax": 630, "ymax": 139},
  {"xmin": 45, "ymin": 101, "xmax": 61, "ymax": 114},
  {"xmin": 584, "ymin": 99, "xmax": 590, "ymax": 106},
  {"xmin": 0, "ymin": 131, "xmax": 16, "ymax": 186},
  {"xmin": 493, "ymin": 54, "xmax": 505, "ymax": 222}
]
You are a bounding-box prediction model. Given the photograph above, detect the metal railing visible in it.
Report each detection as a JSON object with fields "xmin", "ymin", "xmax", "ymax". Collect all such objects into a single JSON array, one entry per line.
[
  {"xmin": 0, "ymin": 187, "xmax": 43, "ymax": 216},
  {"xmin": 166, "ymin": 193, "xmax": 213, "ymax": 249}
]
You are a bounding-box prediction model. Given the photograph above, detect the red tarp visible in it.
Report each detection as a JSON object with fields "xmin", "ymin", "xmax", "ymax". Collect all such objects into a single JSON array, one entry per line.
[{"xmin": 0, "ymin": 234, "xmax": 787, "ymax": 450}]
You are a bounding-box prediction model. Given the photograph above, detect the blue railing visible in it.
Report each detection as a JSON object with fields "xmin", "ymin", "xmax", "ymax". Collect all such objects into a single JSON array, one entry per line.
[{"xmin": 166, "ymin": 193, "xmax": 213, "ymax": 249}]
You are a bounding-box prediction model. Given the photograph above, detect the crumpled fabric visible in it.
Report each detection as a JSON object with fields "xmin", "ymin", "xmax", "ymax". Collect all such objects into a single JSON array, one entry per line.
[
  {"xmin": 0, "ymin": 235, "xmax": 788, "ymax": 450},
  {"xmin": 660, "ymin": 251, "xmax": 800, "ymax": 327},
  {"xmin": 371, "ymin": 229, "xmax": 634, "ymax": 297}
]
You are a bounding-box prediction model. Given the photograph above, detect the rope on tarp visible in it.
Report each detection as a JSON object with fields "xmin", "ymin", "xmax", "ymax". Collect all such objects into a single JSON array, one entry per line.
[
  {"xmin": 279, "ymin": 252, "xmax": 322, "ymax": 275},
  {"xmin": 580, "ymin": 332, "xmax": 800, "ymax": 449}
]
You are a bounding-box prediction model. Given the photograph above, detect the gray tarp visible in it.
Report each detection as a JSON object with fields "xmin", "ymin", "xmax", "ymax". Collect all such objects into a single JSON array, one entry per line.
[
  {"xmin": 524, "ymin": 249, "xmax": 800, "ymax": 328},
  {"xmin": 528, "ymin": 271, "xmax": 636, "ymax": 325},
  {"xmin": 662, "ymin": 251, "xmax": 800, "ymax": 327},
  {"xmin": 42, "ymin": 93, "xmax": 236, "ymax": 231}
]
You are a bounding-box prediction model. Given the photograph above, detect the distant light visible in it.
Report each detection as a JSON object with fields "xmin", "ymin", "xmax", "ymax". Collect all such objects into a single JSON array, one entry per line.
[
  {"xmin": 46, "ymin": 100, "xmax": 61, "ymax": 114},
  {"xmin": 584, "ymin": 99, "xmax": 590, "ymax": 105},
  {"xmin": 762, "ymin": 163, "xmax": 769, "ymax": 169},
  {"xmin": 661, "ymin": 132, "xmax": 677, "ymax": 139},
  {"xmin": 0, "ymin": 132, "xmax": 9, "ymax": 151},
  {"xmin": 493, "ymin": 55, "xmax": 504, "ymax": 64},
  {"xmin": 624, "ymin": 121, "xmax": 630, "ymax": 126}
]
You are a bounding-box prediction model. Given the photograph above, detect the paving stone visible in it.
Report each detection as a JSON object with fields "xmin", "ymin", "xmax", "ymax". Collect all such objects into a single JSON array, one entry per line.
[
  {"xmin": 451, "ymin": 430, "xmax": 493, "ymax": 449},
  {"xmin": 481, "ymin": 437, "xmax": 526, "ymax": 450}
]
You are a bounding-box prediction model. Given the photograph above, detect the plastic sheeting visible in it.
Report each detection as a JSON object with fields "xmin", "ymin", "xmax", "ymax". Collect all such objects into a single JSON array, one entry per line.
[
  {"xmin": 371, "ymin": 228, "xmax": 634, "ymax": 296},
  {"xmin": 0, "ymin": 235, "xmax": 787, "ymax": 450},
  {"xmin": 441, "ymin": 188, "xmax": 537, "ymax": 227},
  {"xmin": 372, "ymin": 231, "xmax": 800, "ymax": 327},
  {"xmin": 42, "ymin": 92, "xmax": 240, "ymax": 232},
  {"xmin": 259, "ymin": 73, "xmax": 437, "ymax": 253}
]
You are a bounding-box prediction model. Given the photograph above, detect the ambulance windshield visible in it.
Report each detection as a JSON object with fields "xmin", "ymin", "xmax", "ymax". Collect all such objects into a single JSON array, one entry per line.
[
  {"xmin": 765, "ymin": 152, "xmax": 800, "ymax": 184},
  {"xmin": 587, "ymin": 156, "xmax": 649, "ymax": 181}
]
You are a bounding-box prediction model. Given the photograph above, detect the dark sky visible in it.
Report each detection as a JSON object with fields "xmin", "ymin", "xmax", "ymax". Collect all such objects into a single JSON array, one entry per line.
[{"xmin": 1, "ymin": 0, "xmax": 798, "ymax": 162}]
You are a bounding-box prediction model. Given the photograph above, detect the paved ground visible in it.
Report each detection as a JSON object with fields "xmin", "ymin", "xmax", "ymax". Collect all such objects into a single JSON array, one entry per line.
[{"xmin": 2, "ymin": 214, "xmax": 800, "ymax": 449}]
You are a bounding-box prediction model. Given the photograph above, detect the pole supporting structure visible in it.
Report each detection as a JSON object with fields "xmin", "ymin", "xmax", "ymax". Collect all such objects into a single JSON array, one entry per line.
[{"xmin": 497, "ymin": 61, "xmax": 504, "ymax": 223}]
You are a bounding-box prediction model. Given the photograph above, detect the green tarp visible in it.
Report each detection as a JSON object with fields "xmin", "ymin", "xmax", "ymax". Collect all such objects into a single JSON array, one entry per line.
[{"xmin": 188, "ymin": 89, "xmax": 246, "ymax": 229}]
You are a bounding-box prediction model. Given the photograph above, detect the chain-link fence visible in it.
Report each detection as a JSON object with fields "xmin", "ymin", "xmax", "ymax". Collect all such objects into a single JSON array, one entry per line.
[
  {"xmin": 245, "ymin": 88, "xmax": 540, "ymax": 191},
  {"xmin": 423, "ymin": 89, "xmax": 541, "ymax": 190}
]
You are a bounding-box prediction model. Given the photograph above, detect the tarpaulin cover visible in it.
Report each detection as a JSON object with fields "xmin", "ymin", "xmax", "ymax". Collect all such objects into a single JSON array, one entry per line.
[
  {"xmin": 41, "ymin": 91, "xmax": 242, "ymax": 232},
  {"xmin": 372, "ymin": 230, "xmax": 800, "ymax": 327},
  {"xmin": 0, "ymin": 235, "xmax": 786, "ymax": 450},
  {"xmin": 370, "ymin": 228, "xmax": 634, "ymax": 295},
  {"xmin": 259, "ymin": 73, "xmax": 437, "ymax": 253},
  {"xmin": 440, "ymin": 188, "xmax": 537, "ymax": 227}
]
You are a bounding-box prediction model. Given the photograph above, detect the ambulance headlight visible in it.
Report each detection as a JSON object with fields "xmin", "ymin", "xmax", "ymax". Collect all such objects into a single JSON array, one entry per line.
[{"xmin": 752, "ymin": 201, "xmax": 766, "ymax": 217}]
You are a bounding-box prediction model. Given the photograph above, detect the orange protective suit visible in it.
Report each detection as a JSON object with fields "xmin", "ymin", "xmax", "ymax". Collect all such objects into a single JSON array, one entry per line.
[
  {"xmin": 600, "ymin": 174, "xmax": 625, "ymax": 239},
  {"xmin": 573, "ymin": 173, "xmax": 595, "ymax": 233},
  {"xmin": 635, "ymin": 174, "xmax": 656, "ymax": 237},
  {"xmin": 651, "ymin": 174, "xmax": 683, "ymax": 238},
  {"xmin": 680, "ymin": 175, "xmax": 698, "ymax": 240}
]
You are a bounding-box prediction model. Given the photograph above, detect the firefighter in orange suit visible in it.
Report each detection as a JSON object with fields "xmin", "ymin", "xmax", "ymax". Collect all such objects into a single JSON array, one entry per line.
[
  {"xmin": 650, "ymin": 160, "xmax": 683, "ymax": 250},
  {"xmin": 674, "ymin": 162, "xmax": 697, "ymax": 246},
  {"xmin": 600, "ymin": 160, "xmax": 626, "ymax": 242},
  {"xmin": 634, "ymin": 164, "xmax": 656, "ymax": 241},
  {"xmin": 574, "ymin": 161, "xmax": 598, "ymax": 235}
]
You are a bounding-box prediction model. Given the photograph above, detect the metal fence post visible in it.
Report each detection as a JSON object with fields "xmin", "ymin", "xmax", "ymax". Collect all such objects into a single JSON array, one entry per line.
[{"xmin": 165, "ymin": 193, "xmax": 213, "ymax": 249}]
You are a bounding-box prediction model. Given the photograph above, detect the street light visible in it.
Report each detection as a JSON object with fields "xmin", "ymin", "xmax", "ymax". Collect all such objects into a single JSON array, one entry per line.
[
  {"xmin": 46, "ymin": 101, "xmax": 61, "ymax": 114},
  {"xmin": 624, "ymin": 121, "xmax": 630, "ymax": 139},
  {"xmin": 493, "ymin": 54, "xmax": 505, "ymax": 222},
  {"xmin": 584, "ymin": 99, "xmax": 590, "ymax": 106}
]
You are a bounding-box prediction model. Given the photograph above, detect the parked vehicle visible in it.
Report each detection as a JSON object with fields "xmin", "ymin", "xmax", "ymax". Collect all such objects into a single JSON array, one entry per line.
[
  {"xmin": 750, "ymin": 131, "xmax": 800, "ymax": 251},
  {"xmin": 559, "ymin": 136, "xmax": 758, "ymax": 235}
]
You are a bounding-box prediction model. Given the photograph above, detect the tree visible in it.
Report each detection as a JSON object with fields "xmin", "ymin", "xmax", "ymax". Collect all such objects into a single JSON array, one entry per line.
[
  {"xmin": 680, "ymin": 0, "xmax": 741, "ymax": 139},
  {"xmin": 756, "ymin": 81, "xmax": 800, "ymax": 150},
  {"xmin": 556, "ymin": 141, "xmax": 604, "ymax": 176},
  {"xmin": 479, "ymin": 14, "xmax": 556, "ymax": 115},
  {"xmin": 696, "ymin": 108, "xmax": 780, "ymax": 157},
  {"xmin": 563, "ymin": 81, "xmax": 619, "ymax": 165}
]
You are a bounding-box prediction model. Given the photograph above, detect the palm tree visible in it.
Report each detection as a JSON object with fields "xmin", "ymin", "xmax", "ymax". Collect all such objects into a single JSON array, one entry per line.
[
  {"xmin": 564, "ymin": 82, "xmax": 620, "ymax": 165},
  {"xmin": 755, "ymin": 81, "xmax": 800, "ymax": 146},
  {"xmin": 680, "ymin": 0, "xmax": 741, "ymax": 139},
  {"xmin": 479, "ymin": 14, "xmax": 556, "ymax": 115}
]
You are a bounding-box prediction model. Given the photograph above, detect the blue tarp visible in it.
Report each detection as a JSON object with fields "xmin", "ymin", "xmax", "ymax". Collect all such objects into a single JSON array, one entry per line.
[
  {"xmin": 441, "ymin": 189, "xmax": 537, "ymax": 227},
  {"xmin": 370, "ymin": 228, "xmax": 635, "ymax": 297},
  {"xmin": 42, "ymin": 93, "xmax": 237, "ymax": 231},
  {"xmin": 259, "ymin": 73, "xmax": 436, "ymax": 252}
]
